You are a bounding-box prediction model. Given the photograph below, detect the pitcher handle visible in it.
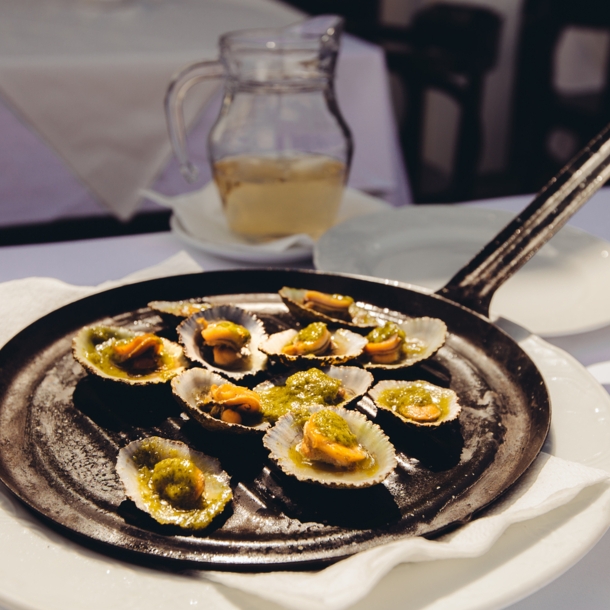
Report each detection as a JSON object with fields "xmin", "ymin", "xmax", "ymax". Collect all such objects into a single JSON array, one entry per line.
[{"xmin": 165, "ymin": 60, "xmax": 225, "ymax": 183}]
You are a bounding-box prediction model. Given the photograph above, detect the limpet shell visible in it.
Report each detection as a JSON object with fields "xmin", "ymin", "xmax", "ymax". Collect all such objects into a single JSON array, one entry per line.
[
  {"xmin": 364, "ymin": 316, "xmax": 447, "ymax": 370},
  {"xmin": 116, "ymin": 436, "xmax": 232, "ymax": 530},
  {"xmin": 177, "ymin": 305, "xmax": 268, "ymax": 380},
  {"xmin": 172, "ymin": 368, "xmax": 269, "ymax": 435},
  {"xmin": 263, "ymin": 405, "xmax": 396, "ymax": 488},
  {"xmin": 279, "ymin": 287, "xmax": 379, "ymax": 330},
  {"xmin": 148, "ymin": 299, "xmax": 211, "ymax": 319},
  {"xmin": 368, "ymin": 379, "xmax": 461, "ymax": 427},
  {"xmin": 260, "ymin": 327, "xmax": 367, "ymax": 366},
  {"xmin": 72, "ymin": 325, "xmax": 188, "ymax": 385},
  {"xmin": 254, "ymin": 365, "xmax": 374, "ymax": 421}
]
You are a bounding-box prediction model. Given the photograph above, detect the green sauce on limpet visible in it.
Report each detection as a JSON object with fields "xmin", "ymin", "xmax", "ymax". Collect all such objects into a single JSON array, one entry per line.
[
  {"xmin": 150, "ymin": 458, "xmax": 205, "ymax": 509},
  {"xmin": 132, "ymin": 438, "xmax": 184, "ymax": 468},
  {"xmin": 366, "ymin": 321, "xmax": 405, "ymax": 344},
  {"xmin": 308, "ymin": 409, "xmax": 357, "ymax": 447},
  {"xmin": 87, "ymin": 326, "xmax": 120, "ymax": 345},
  {"xmin": 259, "ymin": 368, "xmax": 344, "ymax": 422},
  {"xmin": 82, "ymin": 327, "xmax": 180, "ymax": 381},
  {"xmin": 377, "ymin": 382, "xmax": 452, "ymax": 422},
  {"xmin": 403, "ymin": 337, "xmax": 427, "ymax": 356},
  {"xmin": 295, "ymin": 322, "xmax": 328, "ymax": 343}
]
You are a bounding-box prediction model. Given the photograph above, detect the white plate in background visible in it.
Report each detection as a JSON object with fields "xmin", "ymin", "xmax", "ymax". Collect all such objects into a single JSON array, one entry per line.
[
  {"xmin": 143, "ymin": 184, "xmax": 389, "ymax": 264},
  {"xmin": 315, "ymin": 205, "xmax": 610, "ymax": 337}
]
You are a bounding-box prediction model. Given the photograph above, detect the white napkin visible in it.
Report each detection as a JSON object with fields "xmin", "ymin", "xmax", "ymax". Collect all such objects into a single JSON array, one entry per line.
[
  {"xmin": 206, "ymin": 454, "xmax": 610, "ymax": 610},
  {"xmin": 1, "ymin": 253, "xmax": 609, "ymax": 610},
  {"xmin": 141, "ymin": 182, "xmax": 390, "ymax": 253}
]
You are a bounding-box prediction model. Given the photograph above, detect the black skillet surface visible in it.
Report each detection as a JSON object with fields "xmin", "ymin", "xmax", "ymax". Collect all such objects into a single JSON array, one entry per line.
[{"xmin": 0, "ymin": 269, "xmax": 549, "ymax": 571}]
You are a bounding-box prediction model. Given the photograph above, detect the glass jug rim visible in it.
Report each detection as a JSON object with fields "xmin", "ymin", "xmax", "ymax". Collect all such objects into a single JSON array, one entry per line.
[{"xmin": 219, "ymin": 14, "xmax": 344, "ymax": 55}]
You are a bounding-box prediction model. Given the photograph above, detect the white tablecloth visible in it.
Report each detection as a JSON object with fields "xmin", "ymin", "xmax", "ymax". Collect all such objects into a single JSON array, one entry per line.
[{"xmin": 0, "ymin": 0, "xmax": 410, "ymax": 227}]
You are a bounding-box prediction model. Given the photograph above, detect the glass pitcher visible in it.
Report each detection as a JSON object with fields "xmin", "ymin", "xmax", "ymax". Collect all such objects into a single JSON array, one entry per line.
[{"xmin": 165, "ymin": 15, "xmax": 353, "ymax": 240}]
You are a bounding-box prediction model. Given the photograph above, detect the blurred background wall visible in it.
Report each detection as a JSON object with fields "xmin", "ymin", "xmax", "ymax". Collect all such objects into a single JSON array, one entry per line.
[{"xmin": 282, "ymin": 0, "xmax": 610, "ymax": 203}]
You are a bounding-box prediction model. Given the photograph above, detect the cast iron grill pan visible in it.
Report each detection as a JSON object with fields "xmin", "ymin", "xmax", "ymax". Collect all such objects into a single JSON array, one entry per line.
[
  {"xmin": 1, "ymin": 122, "xmax": 610, "ymax": 570},
  {"xmin": 0, "ymin": 271, "xmax": 545, "ymax": 570}
]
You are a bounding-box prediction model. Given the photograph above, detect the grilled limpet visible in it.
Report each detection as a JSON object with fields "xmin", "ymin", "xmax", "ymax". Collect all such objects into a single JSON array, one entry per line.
[
  {"xmin": 177, "ymin": 305, "xmax": 268, "ymax": 380},
  {"xmin": 368, "ymin": 379, "xmax": 461, "ymax": 427},
  {"xmin": 172, "ymin": 368, "xmax": 269, "ymax": 435},
  {"xmin": 200, "ymin": 319, "xmax": 251, "ymax": 367},
  {"xmin": 72, "ymin": 325, "xmax": 188, "ymax": 385},
  {"xmin": 260, "ymin": 322, "xmax": 367, "ymax": 366},
  {"xmin": 116, "ymin": 436, "xmax": 232, "ymax": 530},
  {"xmin": 279, "ymin": 287, "xmax": 378, "ymax": 330},
  {"xmin": 148, "ymin": 299, "xmax": 211, "ymax": 320},
  {"xmin": 363, "ymin": 317, "xmax": 447, "ymax": 370},
  {"xmin": 263, "ymin": 405, "xmax": 396, "ymax": 488}
]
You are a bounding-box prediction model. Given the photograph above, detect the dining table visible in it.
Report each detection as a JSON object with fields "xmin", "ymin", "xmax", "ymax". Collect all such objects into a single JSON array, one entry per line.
[
  {"xmin": 0, "ymin": 0, "xmax": 410, "ymax": 231},
  {"xmin": 1, "ymin": 187, "xmax": 610, "ymax": 610}
]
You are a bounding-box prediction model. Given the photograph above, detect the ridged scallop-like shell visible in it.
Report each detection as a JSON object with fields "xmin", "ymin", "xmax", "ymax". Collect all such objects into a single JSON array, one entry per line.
[
  {"xmin": 368, "ymin": 379, "xmax": 461, "ymax": 427},
  {"xmin": 116, "ymin": 436, "xmax": 232, "ymax": 530},
  {"xmin": 263, "ymin": 405, "xmax": 396, "ymax": 488},
  {"xmin": 148, "ymin": 299, "xmax": 211, "ymax": 319},
  {"xmin": 72, "ymin": 325, "xmax": 188, "ymax": 385},
  {"xmin": 254, "ymin": 365, "xmax": 374, "ymax": 421},
  {"xmin": 364, "ymin": 316, "xmax": 447, "ymax": 370},
  {"xmin": 172, "ymin": 368, "xmax": 269, "ymax": 435},
  {"xmin": 176, "ymin": 305, "xmax": 268, "ymax": 380},
  {"xmin": 279, "ymin": 287, "xmax": 379, "ymax": 330},
  {"xmin": 260, "ymin": 327, "xmax": 368, "ymax": 366}
]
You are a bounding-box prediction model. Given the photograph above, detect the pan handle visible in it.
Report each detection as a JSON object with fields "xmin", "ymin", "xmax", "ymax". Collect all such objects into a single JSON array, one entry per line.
[{"xmin": 437, "ymin": 122, "xmax": 610, "ymax": 318}]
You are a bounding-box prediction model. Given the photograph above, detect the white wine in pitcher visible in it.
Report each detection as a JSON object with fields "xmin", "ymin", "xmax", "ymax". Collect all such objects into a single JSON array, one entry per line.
[{"xmin": 213, "ymin": 154, "xmax": 347, "ymax": 239}]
